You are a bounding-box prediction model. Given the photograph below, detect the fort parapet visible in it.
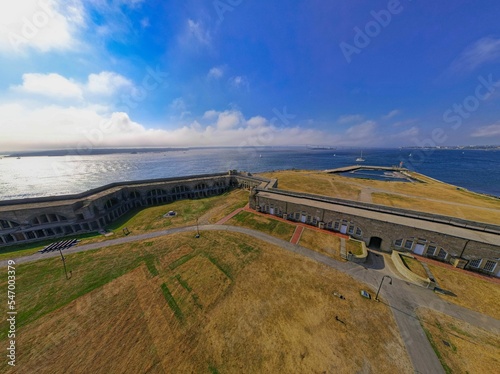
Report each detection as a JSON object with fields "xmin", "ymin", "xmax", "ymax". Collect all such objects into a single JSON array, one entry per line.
[{"xmin": 1, "ymin": 169, "xmax": 499, "ymax": 278}]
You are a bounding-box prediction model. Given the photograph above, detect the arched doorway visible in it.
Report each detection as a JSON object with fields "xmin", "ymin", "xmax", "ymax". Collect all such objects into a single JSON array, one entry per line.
[{"xmin": 369, "ymin": 237, "xmax": 382, "ymax": 249}]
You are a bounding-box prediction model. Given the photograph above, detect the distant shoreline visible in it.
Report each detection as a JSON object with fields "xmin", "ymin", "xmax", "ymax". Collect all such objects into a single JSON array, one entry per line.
[{"xmin": 3, "ymin": 145, "xmax": 500, "ymax": 158}]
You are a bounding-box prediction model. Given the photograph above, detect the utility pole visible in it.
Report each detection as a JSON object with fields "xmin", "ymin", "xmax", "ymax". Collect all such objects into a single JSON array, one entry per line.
[
  {"xmin": 58, "ymin": 248, "xmax": 72, "ymax": 280},
  {"xmin": 375, "ymin": 275, "xmax": 392, "ymax": 301},
  {"xmin": 195, "ymin": 217, "xmax": 200, "ymax": 238}
]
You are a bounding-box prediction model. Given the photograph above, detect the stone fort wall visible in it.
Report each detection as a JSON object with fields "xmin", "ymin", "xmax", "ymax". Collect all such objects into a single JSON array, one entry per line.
[
  {"xmin": 1, "ymin": 170, "xmax": 499, "ymax": 278},
  {"xmin": 0, "ymin": 171, "xmax": 262, "ymax": 246},
  {"xmin": 250, "ymin": 187, "xmax": 500, "ymax": 277}
]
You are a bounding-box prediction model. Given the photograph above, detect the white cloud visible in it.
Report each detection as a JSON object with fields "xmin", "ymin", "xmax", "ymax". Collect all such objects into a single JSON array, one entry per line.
[
  {"xmin": 11, "ymin": 71, "xmax": 135, "ymax": 101},
  {"xmin": 86, "ymin": 71, "xmax": 133, "ymax": 96},
  {"xmin": 207, "ymin": 66, "xmax": 224, "ymax": 80},
  {"xmin": 382, "ymin": 109, "xmax": 400, "ymax": 119},
  {"xmin": 449, "ymin": 37, "xmax": 500, "ymax": 73},
  {"xmin": 181, "ymin": 19, "xmax": 211, "ymax": 46},
  {"xmin": 337, "ymin": 114, "xmax": 363, "ymax": 124},
  {"xmin": 229, "ymin": 76, "xmax": 249, "ymax": 90},
  {"xmin": 471, "ymin": 123, "xmax": 500, "ymax": 137},
  {"xmin": 0, "ymin": 0, "xmax": 84, "ymax": 54},
  {"xmin": 344, "ymin": 121, "xmax": 378, "ymax": 143},
  {"xmin": 11, "ymin": 73, "xmax": 83, "ymax": 100},
  {"xmin": 215, "ymin": 110, "xmax": 244, "ymax": 130},
  {"xmin": 202, "ymin": 110, "xmax": 218, "ymax": 120},
  {"xmin": 0, "ymin": 104, "xmax": 344, "ymax": 152},
  {"xmin": 391, "ymin": 126, "xmax": 419, "ymax": 139}
]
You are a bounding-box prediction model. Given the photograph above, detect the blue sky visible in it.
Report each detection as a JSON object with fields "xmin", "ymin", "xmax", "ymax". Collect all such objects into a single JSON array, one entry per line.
[{"xmin": 1, "ymin": 0, "xmax": 500, "ymax": 151}]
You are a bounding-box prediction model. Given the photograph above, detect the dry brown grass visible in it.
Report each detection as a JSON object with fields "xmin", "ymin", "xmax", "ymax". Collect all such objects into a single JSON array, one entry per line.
[
  {"xmin": 418, "ymin": 308, "xmax": 500, "ymax": 374},
  {"xmin": 428, "ymin": 264, "xmax": 500, "ymax": 320},
  {"xmin": 260, "ymin": 170, "xmax": 362, "ymax": 200},
  {"xmin": 259, "ymin": 170, "xmax": 500, "ymax": 224},
  {"xmin": 297, "ymin": 228, "xmax": 342, "ymax": 260},
  {"xmin": 401, "ymin": 256, "xmax": 428, "ymax": 279},
  {"xmin": 1, "ymin": 231, "xmax": 412, "ymax": 374}
]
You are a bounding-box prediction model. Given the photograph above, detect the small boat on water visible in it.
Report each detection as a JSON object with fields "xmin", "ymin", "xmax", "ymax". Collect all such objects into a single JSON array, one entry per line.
[{"xmin": 356, "ymin": 151, "xmax": 365, "ymax": 162}]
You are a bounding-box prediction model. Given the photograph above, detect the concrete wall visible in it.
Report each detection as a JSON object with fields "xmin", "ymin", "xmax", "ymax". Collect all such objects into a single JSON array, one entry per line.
[{"xmin": 391, "ymin": 251, "xmax": 434, "ymax": 288}]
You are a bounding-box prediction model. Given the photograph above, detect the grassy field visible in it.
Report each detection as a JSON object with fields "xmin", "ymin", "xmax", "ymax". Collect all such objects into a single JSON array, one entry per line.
[
  {"xmin": 227, "ymin": 211, "xmax": 296, "ymax": 241},
  {"xmin": 259, "ymin": 170, "xmax": 500, "ymax": 224},
  {"xmin": 418, "ymin": 309, "xmax": 500, "ymax": 374},
  {"xmin": 346, "ymin": 239, "xmax": 363, "ymax": 256},
  {"xmin": 297, "ymin": 228, "xmax": 342, "ymax": 260},
  {"xmin": 0, "ymin": 189, "xmax": 248, "ymax": 262},
  {"xmin": 427, "ymin": 264, "xmax": 500, "ymax": 320},
  {"xmin": 401, "ymin": 256, "xmax": 428, "ymax": 279},
  {"xmin": 0, "ymin": 231, "xmax": 412, "ymax": 373},
  {"xmin": 260, "ymin": 169, "xmax": 362, "ymax": 200}
]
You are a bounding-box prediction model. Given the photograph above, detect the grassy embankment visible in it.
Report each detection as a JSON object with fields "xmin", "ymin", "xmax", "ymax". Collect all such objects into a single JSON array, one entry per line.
[
  {"xmin": 427, "ymin": 263, "xmax": 500, "ymax": 320},
  {"xmin": 298, "ymin": 229, "xmax": 342, "ymax": 260},
  {"xmin": 259, "ymin": 170, "xmax": 500, "ymax": 224},
  {"xmin": 226, "ymin": 211, "xmax": 296, "ymax": 241},
  {"xmin": 0, "ymin": 231, "xmax": 412, "ymax": 373},
  {"xmin": 401, "ymin": 256, "xmax": 428, "ymax": 279}
]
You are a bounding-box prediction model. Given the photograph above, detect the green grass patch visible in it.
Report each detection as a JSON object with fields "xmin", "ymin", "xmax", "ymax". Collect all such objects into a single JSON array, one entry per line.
[
  {"xmin": 142, "ymin": 253, "xmax": 159, "ymax": 276},
  {"xmin": 239, "ymin": 243, "xmax": 255, "ymax": 254},
  {"xmin": 0, "ymin": 247, "xmax": 145, "ymax": 340},
  {"xmin": 161, "ymin": 283, "xmax": 183, "ymax": 321},
  {"xmin": 229, "ymin": 211, "xmax": 295, "ymax": 241},
  {"xmin": 175, "ymin": 274, "xmax": 192, "ymax": 292},
  {"xmin": 204, "ymin": 253, "xmax": 233, "ymax": 280},
  {"xmin": 346, "ymin": 240, "xmax": 363, "ymax": 256},
  {"xmin": 169, "ymin": 253, "xmax": 196, "ymax": 270},
  {"xmin": 209, "ymin": 366, "xmax": 220, "ymax": 374}
]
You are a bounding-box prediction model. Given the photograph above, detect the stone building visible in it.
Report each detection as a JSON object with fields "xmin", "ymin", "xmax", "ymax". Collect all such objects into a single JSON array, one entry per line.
[{"xmin": 250, "ymin": 187, "xmax": 500, "ymax": 277}]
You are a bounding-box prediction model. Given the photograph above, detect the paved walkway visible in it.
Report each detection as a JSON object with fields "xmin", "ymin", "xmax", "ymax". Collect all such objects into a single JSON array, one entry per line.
[{"xmin": 290, "ymin": 226, "xmax": 304, "ymax": 244}]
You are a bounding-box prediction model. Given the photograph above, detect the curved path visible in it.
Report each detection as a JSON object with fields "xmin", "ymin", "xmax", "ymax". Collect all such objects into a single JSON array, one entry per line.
[{"xmin": 2, "ymin": 224, "xmax": 499, "ymax": 373}]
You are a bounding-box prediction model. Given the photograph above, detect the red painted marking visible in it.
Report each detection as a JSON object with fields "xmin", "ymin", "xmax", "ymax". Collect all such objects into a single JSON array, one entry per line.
[
  {"xmin": 215, "ymin": 206, "xmax": 245, "ymax": 225},
  {"xmin": 290, "ymin": 226, "xmax": 304, "ymax": 244}
]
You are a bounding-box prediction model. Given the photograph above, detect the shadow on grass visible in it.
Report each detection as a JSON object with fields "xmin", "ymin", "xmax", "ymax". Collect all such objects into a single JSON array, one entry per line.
[{"xmin": 434, "ymin": 288, "xmax": 457, "ymax": 297}]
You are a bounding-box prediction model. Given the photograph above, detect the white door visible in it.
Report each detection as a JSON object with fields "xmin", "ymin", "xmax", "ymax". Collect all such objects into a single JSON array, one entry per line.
[
  {"xmin": 270, "ymin": 207, "xmax": 274, "ymax": 215},
  {"xmin": 301, "ymin": 214, "xmax": 307, "ymax": 223},
  {"xmin": 340, "ymin": 224, "xmax": 347, "ymax": 234},
  {"xmin": 414, "ymin": 244, "xmax": 425, "ymax": 255}
]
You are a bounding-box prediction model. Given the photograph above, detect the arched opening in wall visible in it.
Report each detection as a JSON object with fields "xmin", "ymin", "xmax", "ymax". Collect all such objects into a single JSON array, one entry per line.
[{"xmin": 368, "ymin": 237, "xmax": 382, "ymax": 249}]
